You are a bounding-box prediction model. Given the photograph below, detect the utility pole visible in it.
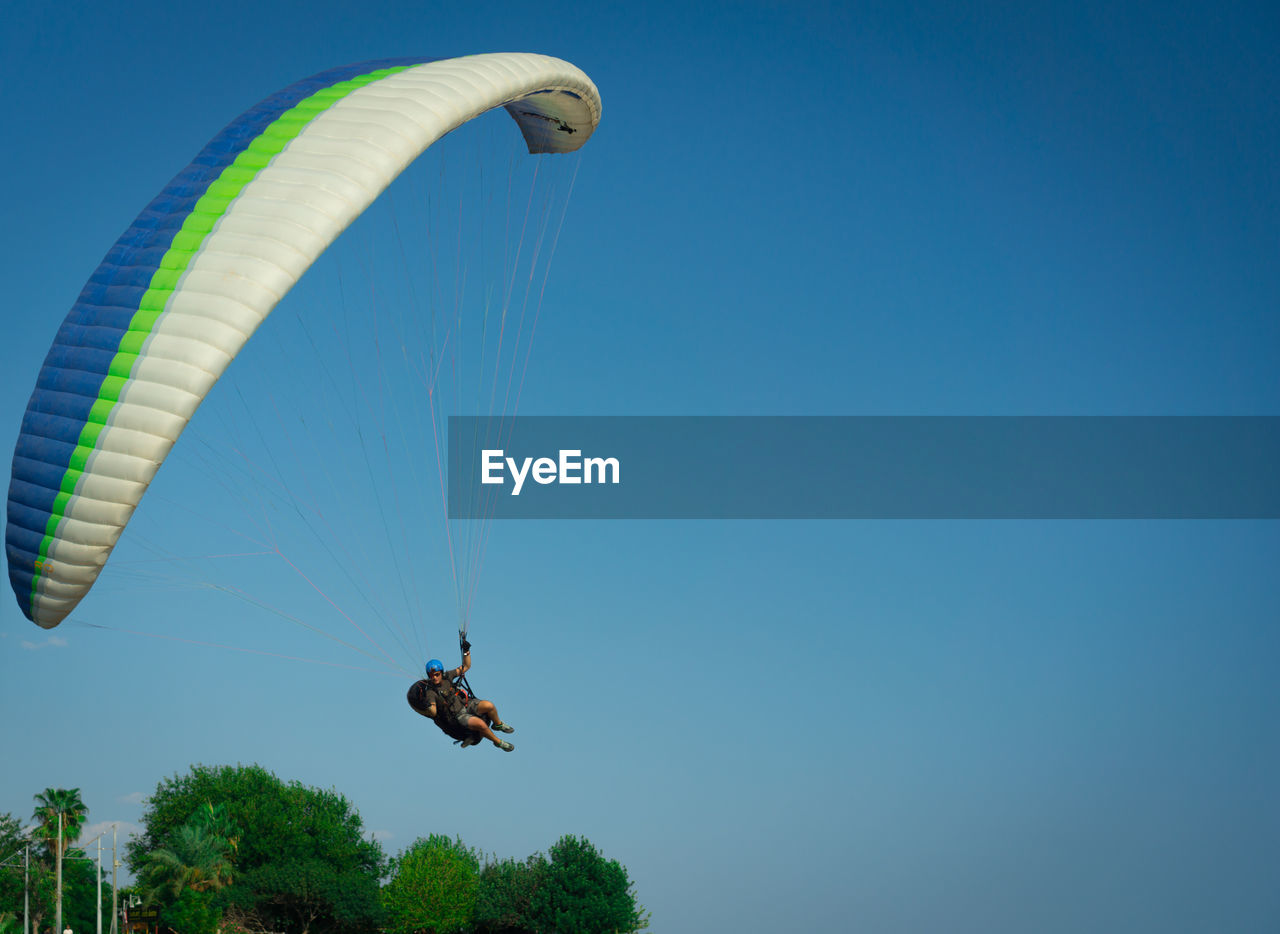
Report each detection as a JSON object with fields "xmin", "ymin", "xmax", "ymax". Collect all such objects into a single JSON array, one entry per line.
[
  {"xmin": 96, "ymin": 836, "xmax": 103, "ymax": 934},
  {"xmin": 23, "ymin": 841, "xmax": 30, "ymax": 934},
  {"xmin": 110, "ymin": 826, "xmax": 118, "ymax": 934},
  {"xmin": 55, "ymin": 812, "xmax": 63, "ymax": 934}
]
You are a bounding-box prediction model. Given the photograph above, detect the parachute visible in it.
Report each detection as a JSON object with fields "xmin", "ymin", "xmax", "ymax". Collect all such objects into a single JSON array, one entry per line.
[{"xmin": 5, "ymin": 54, "xmax": 602, "ymax": 629}]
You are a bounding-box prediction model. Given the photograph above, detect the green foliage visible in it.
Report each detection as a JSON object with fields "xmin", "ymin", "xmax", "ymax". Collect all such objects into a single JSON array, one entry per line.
[
  {"xmin": 0, "ymin": 814, "xmax": 26, "ymax": 920},
  {"xmin": 139, "ymin": 822, "xmax": 233, "ymax": 902},
  {"xmin": 127, "ymin": 766, "xmax": 267, "ymax": 873},
  {"xmin": 473, "ymin": 836, "xmax": 645, "ymax": 934},
  {"xmin": 162, "ymin": 888, "xmax": 220, "ymax": 934},
  {"xmin": 131, "ymin": 764, "xmax": 385, "ymax": 934},
  {"xmin": 473, "ymin": 855, "xmax": 547, "ymax": 934},
  {"xmin": 190, "ymin": 803, "xmax": 239, "ymax": 858},
  {"xmin": 0, "ymin": 814, "xmax": 50, "ymax": 932},
  {"xmin": 526, "ymin": 836, "xmax": 644, "ymax": 934},
  {"xmin": 0, "ymin": 814, "xmax": 23, "ymax": 854},
  {"xmin": 5, "ymin": 845, "xmax": 104, "ymax": 934},
  {"xmin": 59, "ymin": 847, "xmax": 108, "ymax": 934},
  {"xmin": 31, "ymin": 789, "xmax": 86, "ymax": 860},
  {"xmin": 10, "ymin": 772, "xmax": 649, "ymax": 934},
  {"xmin": 382, "ymin": 835, "xmax": 481, "ymax": 934},
  {"xmin": 3, "ymin": 802, "xmax": 105, "ymax": 934},
  {"xmin": 234, "ymin": 856, "xmax": 382, "ymax": 934}
]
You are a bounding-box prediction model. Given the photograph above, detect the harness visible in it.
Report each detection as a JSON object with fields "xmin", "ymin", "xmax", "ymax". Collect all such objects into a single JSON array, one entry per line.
[
  {"xmin": 412, "ymin": 635, "xmax": 482, "ymax": 748},
  {"xmin": 435, "ymin": 678, "xmax": 469, "ymax": 717}
]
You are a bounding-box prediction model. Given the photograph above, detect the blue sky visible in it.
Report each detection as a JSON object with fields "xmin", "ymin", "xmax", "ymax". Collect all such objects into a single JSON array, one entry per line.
[{"xmin": 2, "ymin": 3, "xmax": 1278, "ymax": 933}]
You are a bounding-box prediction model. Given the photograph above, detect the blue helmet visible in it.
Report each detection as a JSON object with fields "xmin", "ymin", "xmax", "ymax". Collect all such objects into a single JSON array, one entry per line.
[{"xmin": 425, "ymin": 659, "xmax": 445, "ymax": 674}]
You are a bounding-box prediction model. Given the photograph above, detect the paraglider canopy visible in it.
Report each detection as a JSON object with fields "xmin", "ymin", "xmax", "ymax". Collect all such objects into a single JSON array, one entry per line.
[{"xmin": 5, "ymin": 54, "xmax": 602, "ymax": 630}]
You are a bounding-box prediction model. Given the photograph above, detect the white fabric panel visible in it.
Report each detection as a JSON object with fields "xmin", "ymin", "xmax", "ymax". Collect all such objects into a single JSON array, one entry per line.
[
  {"xmin": 125, "ymin": 356, "xmax": 219, "ymax": 400},
  {"xmin": 131, "ymin": 333, "xmax": 233, "ymax": 374},
  {"xmin": 142, "ymin": 312, "xmax": 251, "ymax": 358},
  {"xmin": 68, "ymin": 468, "xmax": 148, "ymax": 507},
  {"xmin": 213, "ymin": 211, "xmax": 330, "ymax": 259},
  {"xmin": 42, "ymin": 492, "xmax": 136, "ymax": 527},
  {"xmin": 171, "ymin": 270, "xmax": 283, "ymax": 318},
  {"xmin": 85, "ymin": 434, "xmax": 173, "ymax": 475},
  {"xmin": 219, "ymin": 196, "xmax": 346, "ymax": 237},
  {"xmin": 104, "ymin": 399, "xmax": 193, "ymax": 441},
  {"xmin": 107, "ymin": 380, "xmax": 203, "ymax": 421},
  {"xmin": 44, "ymin": 512, "xmax": 124, "ymax": 549}
]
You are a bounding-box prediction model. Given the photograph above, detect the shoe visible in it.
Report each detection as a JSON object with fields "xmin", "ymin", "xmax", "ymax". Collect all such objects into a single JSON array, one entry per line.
[
  {"xmin": 495, "ymin": 740, "xmax": 515, "ymax": 752},
  {"xmin": 493, "ymin": 722, "xmax": 515, "ymax": 734}
]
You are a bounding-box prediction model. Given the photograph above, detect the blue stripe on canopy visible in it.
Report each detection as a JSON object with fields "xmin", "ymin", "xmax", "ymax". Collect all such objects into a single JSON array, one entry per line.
[{"xmin": 6, "ymin": 57, "xmax": 435, "ymax": 620}]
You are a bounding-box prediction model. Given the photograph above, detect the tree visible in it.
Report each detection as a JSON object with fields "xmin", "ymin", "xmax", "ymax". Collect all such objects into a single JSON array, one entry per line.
[
  {"xmin": 0, "ymin": 810, "xmax": 51, "ymax": 934},
  {"xmin": 139, "ymin": 822, "xmax": 233, "ymax": 901},
  {"xmin": 31, "ymin": 789, "xmax": 86, "ymax": 863},
  {"xmin": 382, "ymin": 835, "xmax": 481, "ymax": 934},
  {"xmin": 526, "ymin": 836, "xmax": 644, "ymax": 934},
  {"xmin": 138, "ymin": 808, "xmax": 234, "ymax": 934},
  {"xmin": 189, "ymin": 803, "xmax": 239, "ymax": 858},
  {"xmin": 473, "ymin": 854, "xmax": 547, "ymax": 934},
  {"xmin": 57, "ymin": 849, "xmax": 106, "ymax": 934},
  {"xmin": 0, "ymin": 815, "xmax": 28, "ymax": 932},
  {"xmin": 128, "ymin": 764, "xmax": 384, "ymax": 934},
  {"xmin": 0, "ymin": 814, "xmax": 25, "ymax": 910},
  {"xmin": 162, "ymin": 889, "xmax": 220, "ymax": 934},
  {"xmin": 11, "ymin": 846, "xmax": 102, "ymax": 934},
  {"xmin": 20, "ymin": 793, "xmax": 103, "ymax": 934}
]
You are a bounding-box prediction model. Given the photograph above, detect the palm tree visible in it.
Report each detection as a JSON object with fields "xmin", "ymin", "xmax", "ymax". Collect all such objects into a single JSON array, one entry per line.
[
  {"xmin": 31, "ymin": 788, "xmax": 86, "ymax": 861},
  {"xmin": 140, "ymin": 823, "xmax": 234, "ymax": 903},
  {"xmin": 192, "ymin": 802, "xmax": 239, "ymax": 858}
]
